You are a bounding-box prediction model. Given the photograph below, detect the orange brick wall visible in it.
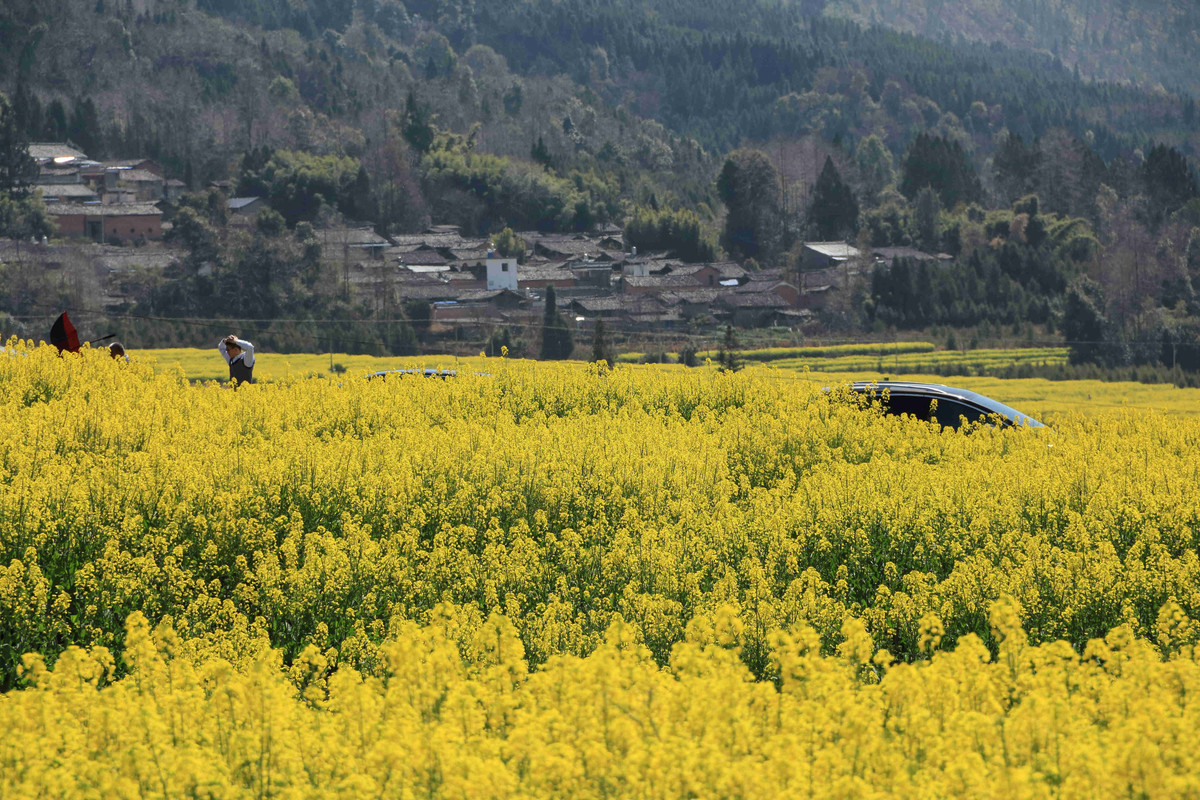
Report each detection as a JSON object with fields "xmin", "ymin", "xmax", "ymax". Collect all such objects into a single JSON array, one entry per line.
[{"xmin": 51, "ymin": 213, "xmax": 163, "ymax": 241}]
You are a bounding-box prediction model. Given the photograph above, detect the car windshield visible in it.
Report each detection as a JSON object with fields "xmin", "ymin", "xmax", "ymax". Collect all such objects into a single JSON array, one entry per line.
[{"xmin": 938, "ymin": 385, "xmax": 1044, "ymax": 428}]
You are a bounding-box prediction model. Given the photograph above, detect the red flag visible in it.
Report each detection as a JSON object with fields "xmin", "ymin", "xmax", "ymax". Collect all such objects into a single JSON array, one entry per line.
[{"xmin": 50, "ymin": 312, "xmax": 80, "ymax": 353}]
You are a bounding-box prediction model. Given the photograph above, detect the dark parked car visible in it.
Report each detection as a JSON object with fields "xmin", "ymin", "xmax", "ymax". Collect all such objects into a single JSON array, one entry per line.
[
  {"xmin": 365, "ymin": 368, "xmax": 493, "ymax": 380},
  {"xmin": 367, "ymin": 368, "xmax": 459, "ymax": 380},
  {"xmin": 844, "ymin": 381, "xmax": 1045, "ymax": 429}
]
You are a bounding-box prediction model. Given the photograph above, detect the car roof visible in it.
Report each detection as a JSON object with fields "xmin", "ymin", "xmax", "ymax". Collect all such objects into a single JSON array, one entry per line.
[
  {"xmin": 366, "ymin": 368, "xmax": 493, "ymax": 379},
  {"xmin": 369, "ymin": 368, "xmax": 458, "ymax": 379},
  {"xmin": 849, "ymin": 380, "xmax": 1044, "ymax": 428}
]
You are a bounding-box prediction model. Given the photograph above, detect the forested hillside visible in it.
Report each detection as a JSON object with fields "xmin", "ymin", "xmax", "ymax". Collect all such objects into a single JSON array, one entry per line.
[
  {"xmin": 3, "ymin": 0, "xmax": 1195, "ymax": 191},
  {"xmin": 824, "ymin": 0, "xmax": 1200, "ymax": 98}
]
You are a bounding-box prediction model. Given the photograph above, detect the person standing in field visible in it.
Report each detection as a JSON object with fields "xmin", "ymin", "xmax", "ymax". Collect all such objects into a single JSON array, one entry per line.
[{"xmin": 218, "ymin": 334, "xmax": 255, "ymax": 385}]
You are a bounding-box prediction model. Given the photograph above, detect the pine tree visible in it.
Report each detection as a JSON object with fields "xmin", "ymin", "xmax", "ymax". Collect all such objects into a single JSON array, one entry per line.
[
  {"xmin": 540, "ymin": 285, "xmax": 574, "ymax": 360},
  {"xmin": 591, "ymin": 319, "xmax": 612, "ymax": 368},
  {"xmin": 531, "ymin": 135, "xmax": 551, "ymax": 168},
  {"xmin": 914, "ymin": 187, "xmax": 941, "ymax": 252},
  {"xmin": 717, "ymin": 148, "xmax": 783, "ymax": 261},
  {"xmin": 809, "ymin": 156, "xmax": 858, "ymax": 240},
  {"xmin": 718, "ymin": 325, "xmax": 741, "ymax": 372},
  {"xmin": 900, "ymin": 133, "xmax": 981, "ymax": 208},
  {"xmin": 0, "ymin": 93, "xmax": 37, "ymax": 197}
]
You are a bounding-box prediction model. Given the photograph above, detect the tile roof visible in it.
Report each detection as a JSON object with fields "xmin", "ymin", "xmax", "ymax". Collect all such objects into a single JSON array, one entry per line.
[
  {"xmin": 663, "ymin": 288, "xmax": 724, "ymax": 305},
  {"xmin": 803, "ymin": 241, "xmax": 860, "ymax": 258},
  {"xmin": 28, "ymin": 143, "xmax": 89, "ymax": 161},
  {"xmin": 572, "ymin": 295, "xmax": 666, "ymax": 313},
  {"xmin": 400, "ymin": 250, "xmax": 451, "ymax": 266},
  {"xmin": 662, "ymin": 263, "xmax": 711, "ymax": 276},
  {"xmin": 38, "ymin": 185, "xmax": 99, "ymax": 199},
  {"xmin": 718, "ymin": 292, "xmax": 790, "ymax": 309},
  {"xmin": 736, "ymin": 279, "xmax": 796, "ymax": 293},
  {"xmin": 518, "ymin": 265, "xmax": 576, "ymax": 283},
  {"xmin": 456, "ymin": 289, "xmax": 524, "ymax": 303},
  {"xmin": 389, "ymin": 232, "xmax": 487, "ymax": 250},
  {"xmin": 743, "ymin": 267, "xmax": 787, "ymax": 282},
  {"xmin": 395, "ymin": 284, "xmax": 460, "ymax": 301},
  {"xmin": 449, "ymin": 248, "xmax": 490, "ymax": 261},
  {"xmin": 445, "ymin": 270, "xmax": 485, "ymax": 283},
  {"xmin": 872, "ymin": 247, "xmax": 939, "ymax": 262},
  {"xmin": 117, "ymin": 169, "xmax": 163, "ymax": 183},
  {"xmin": 318, "ymin": 227, "xmax": 392, "ymax": 246},
  {"xmin": 47, "ymin": 203, "xmax": 162, "ymax": 216},
  {"xmin": 623, "ymin": 275, "xmax": 704, "ymax": 290}
]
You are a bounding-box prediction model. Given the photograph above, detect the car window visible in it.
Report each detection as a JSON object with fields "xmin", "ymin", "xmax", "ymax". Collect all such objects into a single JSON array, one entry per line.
[
  {"xmin": 930, "ymin": 399, "xmax": 987, "ymax": 429},
  {"xmin": 879, "ymin": 393, "xmax": 934, "ymax": 422},
  {"xmin": 876, "ymin": 395, "xmax": 988, "ymax": 429}
]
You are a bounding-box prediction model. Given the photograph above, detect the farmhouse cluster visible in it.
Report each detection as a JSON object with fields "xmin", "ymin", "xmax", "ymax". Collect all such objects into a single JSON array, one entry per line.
[{"xmin": 23, "ymin": 141, "xmax": 950, "ymax": 335}]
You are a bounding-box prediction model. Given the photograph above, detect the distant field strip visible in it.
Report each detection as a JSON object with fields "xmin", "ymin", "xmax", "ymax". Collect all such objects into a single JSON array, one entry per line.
[
  {"xmin": 764, "ymin": 346, "xmax": 1069, "ymax": 372},
  {"xmin": 137, "ymin": 347, "xmax": 479, "ymax": 382},
  {"xmin": 698, "ymin": 340, "xmax": 939, "ymax": 362}
]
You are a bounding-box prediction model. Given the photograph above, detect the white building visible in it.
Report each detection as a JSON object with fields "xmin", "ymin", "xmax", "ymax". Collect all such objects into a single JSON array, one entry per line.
[{"xmin": 485, "ymin": 251, "xmax": 518, "ymax": 291}]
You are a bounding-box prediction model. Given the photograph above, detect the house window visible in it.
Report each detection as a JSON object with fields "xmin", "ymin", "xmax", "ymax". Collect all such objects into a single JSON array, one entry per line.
[{"xmin": 502, "ymin": 262, "xmax": 509, "ymax": 271}]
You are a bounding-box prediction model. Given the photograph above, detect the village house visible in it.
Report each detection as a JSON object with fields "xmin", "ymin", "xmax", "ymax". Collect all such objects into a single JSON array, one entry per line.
[
  {"xmin": 399, "ymin": 246, "xmax": 453, "ymax": 273},
  {"xmin": 800, "ymin": 241, "xmax": 861, "ymax": 271},
  {"xmin": 568, "ymin": 258, "xmax": 613, "ymax": 289},
  {"xmin": 227, "ymin": 197, "xmax": 266, "ymax": 223},
  {"xmin": 736, "ymin": 275, "xmax": 800, "ymax": 305},
  {"xmin": 570, "ymin": 294, "xmax": 676, "ymax": 329},
  {"xmin": 113, "ymin": 169, "xmax": 165, "ymax": 202},
  {"xmin": 318, "ymin": 227, "xmax": 393, "ymax": 263},
  {"xmin": 717, "ymin": 291, "xmax": 792, "ymax": 327},
  {"xmin": 429, "ymin": 302, "xmax": 507, "ymax": 334},
  {"xmin": 529, "ymin": 233, "xmax": 618, "ymax": 261},
  {"xmin": 37, "ymin": 184, "xmax": 99, "ymax": 203},
  {"xmin": 27, "ymin": 142, "xmax": 89, "ymax": 164},
  {"xmin": 47, "ymin": 202, "xmax": 163, "ymax": 243},
  {"xmin": 517, "ymin": 263, "xmax": 576, "ymax": 290},
  {"xmin": 486, "ymin": 251, "xmax": 519, "ymax": 291},
  {"xmin": 621, "ymin": 273, "xmax": 707, "ymax": 294},
  {"xmin": 661, "ymin": 288, "xmax": 724, "ymax": 320},
  {"xmin": 871, "ymin": 246, "xmax": 940, "ymax": 265}
]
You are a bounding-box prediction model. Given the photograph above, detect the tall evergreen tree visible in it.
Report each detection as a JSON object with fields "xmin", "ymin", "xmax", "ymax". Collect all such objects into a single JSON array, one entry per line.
[
  {"xmin": 1142, "ymin": 143, "xmax": 1198, "ymax": 222},
  {"xmin": 809, "ymin": 156, "xmax": 858, "ymax": 240},
  {"xmin": 1063, "ymin": 276, "xmax": 1111, "ymax": 366},
  {"xmin": 540, "ymin": 284, "xmax": 573, "ymax": 360},
  {"xmin": 68, "ymin": 97, "xmax": 102, "ymax": 157},
  {"xmin": 900, "ymin": 133, "xmax": 981, "ymax": 209},
  {"xmin": 854, "ymin": 134, "xmax": 894, "ymax": 205},
  {"xmin": 11, "ymin": 80, "xmax": 40, "ymax": 140},
  {"xmin": 717, "ymin": 324, "xmax": 741, "ymax": 372},
  {"xmin": 42, "ymin": 99, "xmax": 67, "ymax": 142},
  {"xmin": 0, "ymin": 93, "xmax": 37, "ymax": 197},
  {"xmin": 591, "ymin": 319, "xmax": 612, "ymax": 368},
  {"xmin": 717, "ymin": 148, "xmax": 782, "ymax": 261},
  {"xmin": 914, "ymin": 187, "xmax": 940, "ymax": 252},
  {"xmin": 993, "ymin": 132, "xmax": 1039, "ymax": 205}
]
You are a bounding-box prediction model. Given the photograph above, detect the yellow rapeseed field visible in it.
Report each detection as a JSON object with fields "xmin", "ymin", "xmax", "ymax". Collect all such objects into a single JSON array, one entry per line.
[{"xmin": 3, "ymin": 339, "xmax": 1200, "ymax": 797}]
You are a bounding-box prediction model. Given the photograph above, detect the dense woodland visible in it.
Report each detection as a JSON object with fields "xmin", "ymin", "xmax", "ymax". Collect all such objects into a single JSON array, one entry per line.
[
  {"xmin": 2, "ymin": 0, "xmax": 1200, "ymax": 368},
  {"xmin": 825, "ymin": 0, "xmax": 1200, "ymax": 98}
]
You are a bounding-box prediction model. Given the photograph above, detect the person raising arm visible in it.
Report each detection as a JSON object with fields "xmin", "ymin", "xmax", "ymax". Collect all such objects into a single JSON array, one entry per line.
[{"xmin": 217, "ymin": 334, "xmax": 255, "ymax": 385}]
